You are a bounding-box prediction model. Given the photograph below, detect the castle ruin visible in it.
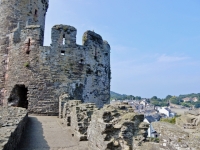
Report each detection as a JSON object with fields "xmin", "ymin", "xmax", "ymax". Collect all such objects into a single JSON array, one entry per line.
[
  {"xmin": 0, "ymin": 1, "xmax": 161, "ymax": 150},
  {"xmin": 0, "ymin": 0, "xmax": 110, "ymax": 115}
]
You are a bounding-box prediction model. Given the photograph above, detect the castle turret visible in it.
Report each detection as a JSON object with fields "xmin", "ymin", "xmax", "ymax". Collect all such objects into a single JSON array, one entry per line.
[{"xmin": 0, "ymin": 0, "xmax": 49, "ymax": 105}]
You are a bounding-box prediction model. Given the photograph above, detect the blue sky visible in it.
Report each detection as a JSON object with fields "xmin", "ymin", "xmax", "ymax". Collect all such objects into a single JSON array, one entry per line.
[{"xmin": 44, "ymin": 0, "xmax": 200, "ymax": 98}]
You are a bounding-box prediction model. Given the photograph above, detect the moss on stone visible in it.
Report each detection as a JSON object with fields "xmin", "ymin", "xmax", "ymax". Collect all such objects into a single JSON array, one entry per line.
[
  {"xmin": 82, "ymin": 35, "xmax": 87, "ymax": 43},
  {"xmin": 24, "ymin": 62, "xmax": 29, "ymax": 68},
  {"xmin": 63, "ymin": 26, "xmax": 68, "ymax": 31}
]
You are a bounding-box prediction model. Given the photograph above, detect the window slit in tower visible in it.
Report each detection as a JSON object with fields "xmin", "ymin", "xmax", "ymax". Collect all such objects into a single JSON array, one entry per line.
[
  {"xmin": 63, "ymin": 34, "xmax": 65, "ymax": 45},
  {"xmin": 35, "ymin": 9, "xmax": 38, "ymax": 16},
  {"xmin": 61, "ymin": 50, "xmax": 65, "ymax": 56},
  {"xmin": 26, "ymin": 38, "xmax": 31, "ymax": 54}
]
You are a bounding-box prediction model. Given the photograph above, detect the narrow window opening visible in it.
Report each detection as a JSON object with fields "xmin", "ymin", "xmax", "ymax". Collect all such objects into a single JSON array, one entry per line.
[
  {"xmin": 35, "ymin": 9, "xmax": 38, "ymax": 16},
  {"xmin": 79, "ymin": 59, "xmax": 84, "ymax": 64},
  {"xmin": 63, "ymin": 34, "xmax": 65, "ymax": 45},
  {"xmin": 94, "ymin": 48, "xmax": 97, "ymax": 60},
  {"xmin": 28, "ymin": 38, "xmax": 30, "ymax": 46},
  {"xmin": 26, "ymin": 38, "xmax": 31, "ymax": 54},
  {"xmin": 67, "ymin": 116, "xmax": 71, "ymax": 126},
  {"xmin": 61, "ymin": 50, "xmax": 65, "ymax": 56}
]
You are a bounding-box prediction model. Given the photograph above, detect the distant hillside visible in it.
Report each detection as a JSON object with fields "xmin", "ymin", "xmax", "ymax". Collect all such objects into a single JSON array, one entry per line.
[
  {"xmin": 178, "ymin": 93, "xmax": 200, "ymax": 100},
  {"xmin": 110, "ymin": 91, "xmax": 141, "ymax": 100},
  {"xmin": 110, "ymin": 91, "xmax": 126, "ymax": 100}
]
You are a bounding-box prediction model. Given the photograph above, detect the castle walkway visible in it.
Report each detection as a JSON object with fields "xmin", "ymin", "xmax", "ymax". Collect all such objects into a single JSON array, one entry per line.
[{"xmin": 17, "ymin": 116, "xmax": 88, "ymax": 150}]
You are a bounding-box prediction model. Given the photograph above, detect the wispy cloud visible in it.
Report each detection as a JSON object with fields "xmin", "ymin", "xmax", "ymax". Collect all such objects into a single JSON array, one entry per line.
[{"xmin": 157, "ymin": 54, "xmax": 190, "ymax": 62}]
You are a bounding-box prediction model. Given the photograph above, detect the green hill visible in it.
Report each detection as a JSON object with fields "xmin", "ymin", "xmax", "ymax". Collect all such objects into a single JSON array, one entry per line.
[{"xmin": 110, "ymin": 91, "xmax": 141, "ymax": 100}]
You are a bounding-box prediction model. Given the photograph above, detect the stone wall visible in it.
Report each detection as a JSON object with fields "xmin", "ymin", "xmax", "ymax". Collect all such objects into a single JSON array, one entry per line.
[
  {"xmin": 0, "ymin": 106, "xmax": 28, "ymax": 150},
  {"xmin": 87, "ymin": 103, "xmax": 149, "ymax": 150},
  {"xmin": 1, "ymin": 0, "xmax": 110, "ymax": 115},
  {"xmin": 46, "ymin": 25, "xmax": 110, "ymax": 109},
  {"xmin": 4, "ymin": 24, "xmax": 110, "ymax": 115},
  {"xmin": 61, "ymin": 99, "xmax": 97, "ymax": 141},
  {"xmin": 60, "ymin": 100, "xmax": 150, "ymax": 149},
  {"xmin": 0, "ymin": 0, "xmax": 48, "ymax": 105}
]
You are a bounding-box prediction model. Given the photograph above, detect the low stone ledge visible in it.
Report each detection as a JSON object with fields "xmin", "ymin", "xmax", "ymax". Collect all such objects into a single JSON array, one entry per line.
[{"xmin": 0, "ymin": 106, "xmax": 28, "ymax": 150}]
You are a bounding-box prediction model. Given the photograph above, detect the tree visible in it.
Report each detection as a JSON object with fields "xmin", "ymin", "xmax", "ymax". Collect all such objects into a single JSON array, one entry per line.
[
  {"xmin": 165, "ymin": 95, "xmax": 172, "ymax": 100},
  {"xmin": 151, "ymin": 96, "xmax": 157, "ymax": 100},
  {"xmin": 198, "ymin": 96, "xmax": 200, "ymax": 101},
  {"xmin": 195, "ymin": 102, "xmax": 200, "ymax": 108},
  {"xmin": 170, "ymin": 97, "xmax": 179, "ymax": 105},
  {"xmin": 181, "ymin": 103, "xmax": 190, "ymax": 107},
  {"xmin": 135, "ymin": 96, "xmax": 141, "ymax": 100},
  {"xmin": 129, "ymin": 95, "xmax": 135, "ymax": 100}
]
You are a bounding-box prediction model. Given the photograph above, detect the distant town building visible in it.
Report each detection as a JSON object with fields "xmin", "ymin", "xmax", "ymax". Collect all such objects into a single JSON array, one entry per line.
[
  {"xmin": 158, "ymin": 107, "xmax": 175, "ymax": 117},
  {"xmin": 144, "ymin": 116, "xmax": 158, "ymax": 137}
]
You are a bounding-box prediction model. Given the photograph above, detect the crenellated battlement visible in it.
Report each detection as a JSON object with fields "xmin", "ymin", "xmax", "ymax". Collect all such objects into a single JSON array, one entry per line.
[
  {"xmin": 50, "ymin": 24, "xmax": 109, "ymax": 50},
  {"xmin": 83, "ymin": 30, "xmax": 103, "ymax": 46},
  {"xmin": 51, "ymin": 24, "xmax": 77, "ymax": 47}
]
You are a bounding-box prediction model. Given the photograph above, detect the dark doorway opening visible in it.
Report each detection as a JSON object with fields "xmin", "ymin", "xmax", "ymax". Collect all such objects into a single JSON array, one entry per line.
[{"xmin": 8, "ymin": 84, "xmax": 28, "ymax": 109}]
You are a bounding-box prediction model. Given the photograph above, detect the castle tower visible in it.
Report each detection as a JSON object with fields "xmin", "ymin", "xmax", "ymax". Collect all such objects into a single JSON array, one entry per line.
[{"xmin": 0, "ymin": 0, "xmax": 49, "ymax": 105}]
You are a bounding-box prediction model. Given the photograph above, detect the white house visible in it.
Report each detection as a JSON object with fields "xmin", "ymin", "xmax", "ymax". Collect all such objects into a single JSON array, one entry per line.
[
  {"xmin": 158, "ymin": 107, "xmax": 175, "ymax": 117},
  {"xmin": 192, "ymin": 97, "xmax": 198, "ymax": 102},
  {"xmin": 143, "ymin": 116, "xmax": 158, "ymax": 137},
  {"xmin": 140, "ymin": 99, "xmax": 148, "ymax": 107}
]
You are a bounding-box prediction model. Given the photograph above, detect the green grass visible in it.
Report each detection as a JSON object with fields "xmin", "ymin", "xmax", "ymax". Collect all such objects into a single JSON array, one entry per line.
[
  {"xmin": 160, "ymin": 117, "xmax": 176, "ymax": 124},
  {"xmin": 148, "ymin": 137, "xmax": 160, "ymax": 143},
  {"xmin": 24, "ymin": 62, "xmax": 29, "ymax": 67}
]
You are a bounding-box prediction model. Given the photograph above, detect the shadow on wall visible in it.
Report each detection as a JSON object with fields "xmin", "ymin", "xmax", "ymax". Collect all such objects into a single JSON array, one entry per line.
[{"xmin": 17, "ymin": 116, "xmax": 50, "ymax": 149}]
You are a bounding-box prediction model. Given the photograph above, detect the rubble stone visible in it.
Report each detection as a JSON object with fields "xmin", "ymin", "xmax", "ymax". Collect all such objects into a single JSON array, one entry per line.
[
  {"xmin": 152, "ymin": 121, "xmax": 200, "ymax": 150},
  {"xmin": 87, "ymin": 103, "xmax": 149, "ymax": 150}
]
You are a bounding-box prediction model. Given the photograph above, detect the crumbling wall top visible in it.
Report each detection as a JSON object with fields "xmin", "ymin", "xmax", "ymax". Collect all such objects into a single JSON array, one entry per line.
[
  {"xmin": 82, "ymin": 30, "xmax": 103, "ymax": 46},
  {"xmin": 51, "ymin": 24, "xmax": 109, "ymax": 49}
]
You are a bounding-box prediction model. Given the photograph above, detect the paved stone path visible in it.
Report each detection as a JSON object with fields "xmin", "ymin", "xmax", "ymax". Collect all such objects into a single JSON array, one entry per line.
[{"xmin": 18, "ymin": 116, "xmax": 88, "ymax": 150}]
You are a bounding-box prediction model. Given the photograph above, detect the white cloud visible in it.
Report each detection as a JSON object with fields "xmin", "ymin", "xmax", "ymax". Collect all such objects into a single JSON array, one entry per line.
[{"xmin": 157, "ymin": 54, "xmax": 189, "ymax": 62}]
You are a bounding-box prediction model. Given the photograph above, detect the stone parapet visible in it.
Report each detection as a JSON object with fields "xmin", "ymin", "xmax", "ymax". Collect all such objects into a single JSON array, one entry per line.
[
  {"xmin": 61, "ymin": 100, "xmax": 97, "ymax": 141},
  {"xmin": 0, "ymin": 106, "xmax": 28, "ymax": 150}
]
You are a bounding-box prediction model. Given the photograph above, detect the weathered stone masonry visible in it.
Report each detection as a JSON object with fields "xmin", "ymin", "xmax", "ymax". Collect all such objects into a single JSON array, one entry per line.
[
  {"xmin": 60, "ymin": 99, "xmax": 149, "ymax": 150},
  {"xmin": 0, "ymin": 0, "xmax": 48, "ymax": 105},
  {"xmin": 0, "ymin": 107, "xmax": 28, "ymax": 150},
  {"xmin": 0, "ymin": 1, "xmax": 110, "ymax": 115}
]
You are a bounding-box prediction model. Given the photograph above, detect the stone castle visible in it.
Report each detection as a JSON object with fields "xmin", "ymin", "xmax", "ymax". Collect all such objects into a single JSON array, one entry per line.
[
  {"xmin": 0, "ymin": 1, "xmax": 151, "ymax": 149},
  {"xmin": 0, "ymin": 0, "xmax": 110, "ymax": 115},
  {"xmin": 1, "ymin": 1, "xmax": 200, "ymax": 150}
]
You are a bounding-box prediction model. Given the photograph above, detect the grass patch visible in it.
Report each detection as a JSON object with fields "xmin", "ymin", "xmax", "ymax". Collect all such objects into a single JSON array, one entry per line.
[
  {"xmin": 160, "ymin": 117, "xmax": 176, "ymax": 124},
  {"xmin": 148, "ymin": 137, "xmax": 160, "ymax": 143},
  {"xmin": 24, "ymin": 62, "xmax": 29, "ymax": 67}
]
